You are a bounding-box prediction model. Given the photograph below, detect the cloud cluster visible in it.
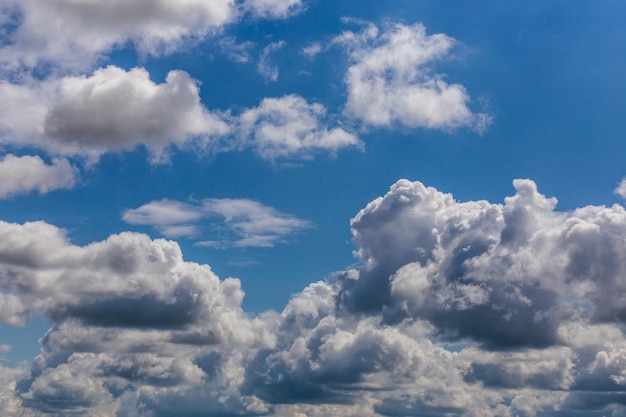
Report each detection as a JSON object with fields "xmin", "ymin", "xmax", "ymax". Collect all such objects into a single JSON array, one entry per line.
[
  {"xmin": 0, "ymin": 66, "xmax": 359, "ymax": 163},
  {"xmin": 123, "ymin": 197, "xmax": 313, "ymax": 247},
  {"xmin": 335, "ymin": 22, "xmax": 490, "ymax": 131},
  {"xmin": 4, "ymin": 179, "xmax": 626, "ymax": 415}
]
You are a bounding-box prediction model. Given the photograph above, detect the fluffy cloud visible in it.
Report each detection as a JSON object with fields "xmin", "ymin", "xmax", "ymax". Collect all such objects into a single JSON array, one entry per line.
[
  {"xmin": 0, "ymin": 66, "xmax": 229, "ymax": 161},
  {"xmin": 342, "ymin": 179, "xmax": 626, "ymax": 347},
  {"xmin": 0, "ymin": 154, "xmax": 77, "ymax": 198},
  {"xmin": 123, "ymin": 197, "xmax": 313, "ymax": 247},
  {"xmin": 237, "ymin": 94, "xmax": 362, "ymax": 160},
  {"xmin": 1, "ymin": 0, "xmax": 235, "ymax": 70},
  {"xmin": 44, "ymin": 66, "xmax": 230, "ymax": 160},
  {"xmin": 335, "ymin": 22, "xmax": 490, "ymax": 131},
  {"xmin": 0, "ymin": 219, "xmax": 274, "ymax": 415},
  {"xmin": 0, "ymin": 0, "xmax": 308, "ymax": 71},
  {"xmin": 6, "ymin": 179, "xmax": 626, "ymax": 415},
  {"xmin": 0, "ymin": 70, "xmax": 360, "ymax": 163}
]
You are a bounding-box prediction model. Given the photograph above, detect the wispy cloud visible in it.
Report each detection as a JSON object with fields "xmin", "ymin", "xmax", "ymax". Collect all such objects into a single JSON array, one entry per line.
[
  {"xmin": 123, "ymin": 198, "xmax": 313, "ymax": 248},
  {"xmin": 257, "ymin": 40, "xmax": 286, "ymax": 81}
]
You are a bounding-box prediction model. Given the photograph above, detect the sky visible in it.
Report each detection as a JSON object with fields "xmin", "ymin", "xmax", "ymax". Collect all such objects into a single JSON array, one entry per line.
[{"xmin": 2, "ymin": 0, "xmax": 626, "ymax": 416}]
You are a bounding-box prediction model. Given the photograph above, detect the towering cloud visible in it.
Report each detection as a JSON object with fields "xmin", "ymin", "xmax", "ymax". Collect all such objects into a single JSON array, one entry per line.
[{"xmin": 3, "ymin": 179, "xmax": 626, "ymax": 416}]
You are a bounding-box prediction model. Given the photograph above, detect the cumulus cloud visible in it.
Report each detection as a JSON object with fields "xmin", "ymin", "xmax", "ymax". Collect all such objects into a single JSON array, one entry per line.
[
  {"xmin": 44, "ymin": 66, "xmax": 230, "ymax": 160},
  {"xmin": 6, "ymin": 179, "xmax": 626, "ymax": 415},
  {"xmin": 0, "ymin": 219, "xmax": 274, "ymax": 416},
  {"xmin": 0, "ymin": 66, "xmax": 229, "ymax": 162},
  {"xmin": 335, "ymin": 22, "xmax": 490, "ymax": 131},
  {"xmin": 0, "ymin": 70, "xmax": 361, "ymax": 163},
  {"xmin": 1, "ymin": 0, "xmax": 235, "ymax": 71},
  {"xmin": 0, "ymin": 154, "xmax": 77, "ymax": 198},
  {"xmin": 341, "ymin": 179, "xmax": 626, "ymax": 348},
  {"xmin": 0, "ymin": 0, "xmax": 307, "ymax": 71},
  {"xmin": 123, "ymin": 197, "xmax": 313, "ymax": 247},
  {"xmin": 237, "ymin": 94, "xmax": 362, "ymax": 160}
]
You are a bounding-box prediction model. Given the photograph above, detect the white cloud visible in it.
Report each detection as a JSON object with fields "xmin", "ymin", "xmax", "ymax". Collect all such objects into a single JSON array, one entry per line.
[
  {"xmin": 0, "ymin": 154, "xmax": 77, "ymax": 198},
  {"xmin": 201, "ymin": 198, "xmax": 314, "ymax": 248},
  {"xmin": 124, "ymin": 197, "xmax": 313, "ymax": 248},
  {"xmin": 121, "ymin": 200, "xmax": 205, "ymax": 232},
  {"xmin": 302, "ymin": 42, "xmax": 323, "ymax": 58},
  {"xmin": 2, "ymin": 0, "xmax": 236, "ymax": 70},
  {"xmin": 0, "ymin": 80, "xmax": 50, "ymax": 145},
  {"xmin": 44, "ymin": 66, "xmax": 230, "ymax": 160},
  {"xmin": 0, "ymin": 217, "xmax": 272, "ymax": 414},
  {"xmin": 6, "ymin": 179, "xmax": 626, "ymax": 414},
  {"xmin": 242, "ymin": 0, "xmax": 306, "ymax": 19},
  {"xmin": 219, "ymin": 36, "xmax": 254, "ymax": 63},
  {"xmin": 0, "ymin": 66, "xmax": 229, "ymax": 162},
  {"xmin": 615, "ymin": 177, "xmax": 626, "ymax": 199},
  {"xmin": 237, "ymin": 94, "xmax": 362, "ymax": 160},
  {"xmin": 257, "ymin": 41, "xmax": 286, "ymax": 81},
  {"xmin": 1, "ymin": 70, "xmax": 362, "ymax": 163},
  {"xmin": 1, "ymin": 0, "xmax": 308, "ymax": 71},
  {"xmin": 335, "ymin": 22, "xmax": 490, "ymax": 131}
]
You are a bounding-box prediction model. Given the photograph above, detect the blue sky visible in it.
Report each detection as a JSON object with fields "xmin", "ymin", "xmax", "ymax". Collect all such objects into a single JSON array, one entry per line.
[{"xmin": 2, "ymin": 1, "xmax": 626, "ymax": 416}]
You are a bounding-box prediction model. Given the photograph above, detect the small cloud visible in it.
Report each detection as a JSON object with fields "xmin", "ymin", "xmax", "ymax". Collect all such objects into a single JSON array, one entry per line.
[
  {"xmin": 257, "ymin": 41, "xmax": 286, "ymax": 82},
  {"xmin": 236, "ymin": 94, "xmax": 362, "ymax": 160},
  {"xmin": 242, "ymin": 0, "xmax": 306, "ymax": 19},
  {"xmin": 123, "ymin": 198, "xmax": 313, "ymax": 248},
  {"xmin": 334, "ymin": 21, "xmax": 490, "ymax": 132},
  {"xmin": 615, "ymin": 178, "xmax": 626, "ymax": 199},
  {"xmin": 0, "ymin": 154, "xmax": 77, "ymax": 198},
  {"xmin": 122, "ymin": 199, "xmax": 205, "ymax": 238},
  {"xmin": 302, "ymin": 42, "xmax": 323, "ymax": 58},
  {"xmin": 219, "ymin": 36, "xmax": 254, "ymax": 63}
]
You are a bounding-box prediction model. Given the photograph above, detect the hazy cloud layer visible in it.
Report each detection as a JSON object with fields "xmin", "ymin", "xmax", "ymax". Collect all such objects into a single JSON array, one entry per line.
[
  {"xmin": 0, "ymin": 154, "xmax": 77, "ymax": 198},
  {"xmin": 123, "ymin": 197, "xmax": 313, "ymax": 247},
  {"xmin": 3, "ymin": 179, "xmax": 626, "ymax": 415},
  {"xmin": 336, "ymin": 22, "xmax": 490, "ymax": 131}
]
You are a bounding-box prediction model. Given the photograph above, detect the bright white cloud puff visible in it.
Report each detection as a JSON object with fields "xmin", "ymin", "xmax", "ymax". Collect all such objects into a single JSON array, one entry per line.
[
  {"xmin": 237, "ymin": 94, "xmax": 362, "ymax": 160},
  {"xmin": 336, "ymin": 22, "xmax": 490, "ymax": 131}
]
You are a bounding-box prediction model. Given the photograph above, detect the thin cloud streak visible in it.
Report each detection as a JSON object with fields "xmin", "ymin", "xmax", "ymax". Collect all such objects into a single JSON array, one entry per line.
[{"xmin": 123, "ymin": 197, "xmax": 313, "ymax": 248}]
